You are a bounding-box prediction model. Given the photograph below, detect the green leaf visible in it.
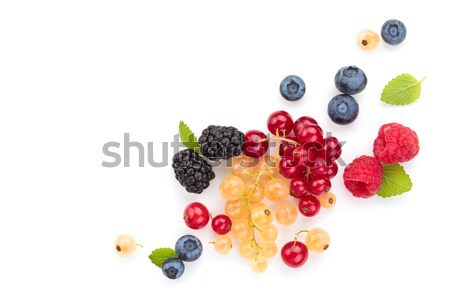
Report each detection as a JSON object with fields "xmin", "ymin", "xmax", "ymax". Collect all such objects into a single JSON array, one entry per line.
[
  {"xmin": 377, "ymin": 164, "xmax": 413, "ymax": 198},
  {"xmin": 148, "ymin": 248, "xmax": 177, "ymax": 268},
  {"xmin": 179, "ymin": 121, "xmax": 200, "ymax": 154},
  {"xmin": 381, "ymin": 74, "xmax": 425, "ymax": 105}
]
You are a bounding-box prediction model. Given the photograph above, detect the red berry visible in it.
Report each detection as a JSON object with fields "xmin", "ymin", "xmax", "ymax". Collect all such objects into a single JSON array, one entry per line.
[
  {"xmin": 309, "ymin": 176, "xmax": 331, "ymax": 196},
  {"xmin": 183, "ymin": 202, "xmax": 210, "ymax": 229},
  {"xmin": 293, "ymin": 116, "xmax": 318, "ymax": 139},
  {"xmin": 293, "ymin": 141, "xmax": 324, "ymax": 167},
  {"xmin": 298, "ymin": 195, "xmax": 321, "ymax": 217},
  {"xmin": 343, "ymin": 155, "xmax": 383, "ymax": 198},
  {"xmin": 311, "ymin": 160, "xmax": 338, "ymax": 179},
  {"xmin": 322, "ymin": 136, "xmax": 342, "ymax": 164},
  {"xmin": 279, "ymin": 157, "xmax": 304, "ymax": 179},
  {"xmin": 242, "ymin": 130, "xmax": 269, "ymax": 158},
  {"xmin": 373, "ymin": 123, "xmax": 420, "ymax": 164},
  {"xmin": 281, "ymin": 241, "xmax": 309, "ymax": 268},
  {"xmin": 297, "ymin": 125, "xmax": 323, "ymax": 144},
  {"xmin": 267, "ymin": 110, "xmax": 294, "ymax": 136},
  {"xmin": 290, "ymin": 177, "xmax": 308, "ymax": 198},
  {"xmin": 279, "ymin": 136, "xmax": 298, "ymax": 158},
  {"xmin": 211, "ymin": 214, "xmax": 232, "ymax": 235}
]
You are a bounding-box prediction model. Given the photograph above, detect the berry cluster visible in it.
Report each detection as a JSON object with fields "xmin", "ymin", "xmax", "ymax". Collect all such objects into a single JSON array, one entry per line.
[
  {"xmin": 206, "ymin": 110, "xmax": 337, "ymax": 272},
  {"xmin": 344, "ymin": 122, "xmax": 419, "ymax": 198}
]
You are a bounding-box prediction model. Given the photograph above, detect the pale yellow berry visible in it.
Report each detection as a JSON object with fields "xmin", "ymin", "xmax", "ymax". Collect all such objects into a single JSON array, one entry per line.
[
  {"xmin": 239, "ymin": 239, "xmax": 258, "ymax": 259},
  {"xmin": 318, "ymin": 192, "xmax": 336, "ymax": 209},
  {"xmin": 264, "ymin": 178, "xmax": 290, "ymax": 202},
  {"xmin": 243, "ymin": 180, "xmax": 265, "ymax": 203},
  {"xmin": 231, "ymin": 218, "xmax": 252, "ymax": 240},
  {"xmin": 231, "ymin": 156, "xmax": 258, "ymax": 180},
  {"xmin": 275, "ymin": 203, "xmax": 298, "ymax": 225},
  {"xmin": 114, "ymin": 234, "xmax": 137, "ymax": 256},
  {"xmin": 259, "ymin": 242, "xmax": 277, "ymax": 258},
  {"xmin": 251, "ymin": 254, "xmax": 268, "ymax": 273},
  {"xmin": 214, "ymin": 235, "xmax": 233, "ymax": 255},
  {"xmin": 220, "ymin": 175, "xmax": 245, "ymax": 201},
  {"xmin": 357, "ymin": 29, "xmax": 379, "ymax": 51},
  {"xmin": 250, "ymin": 203, "xmax": 274, "ymax": 228},
  {"xmin": 225, "ymin": 198, "xmax": 248, "ymax": 219},
  {"xmin": 259, "ymin": 224, "xmax": 278, "ymax": 242},
  {"xmin": 305, "ymin": 228, "xmax": 330, "ymax": 253}
]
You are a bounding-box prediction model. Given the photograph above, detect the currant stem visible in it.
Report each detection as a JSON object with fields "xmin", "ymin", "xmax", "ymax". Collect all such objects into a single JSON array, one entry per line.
[
  {"xmin": 296, "ymin": 229, "xmax": 310, "ymax": 236},
  {"xmin": 136, "ymin": 243, "xmax": 143, "ymax": 248},
  {"xmin": 257, "ymin": 137, "xmax": 300, "ymax": 146},
  {"xmin": 208, "ymin": 241, "xmax": 216, "ymax": 245}
]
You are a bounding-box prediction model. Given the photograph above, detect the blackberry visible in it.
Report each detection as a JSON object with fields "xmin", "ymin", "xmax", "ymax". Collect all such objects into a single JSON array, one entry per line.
[
  {"xmin": 198, "ymin": 125, "xmax": 244, "ymax": 161},
  {"xmin": 172, "ymin": 149, "xmax": 215, "ymax": 194}
]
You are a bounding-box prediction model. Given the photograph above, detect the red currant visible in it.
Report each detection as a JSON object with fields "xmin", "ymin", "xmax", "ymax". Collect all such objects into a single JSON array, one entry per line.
[
  {"xmin": 311, "ymin": 160, "xmax": 338, "ymax": 179},
  {"xmin": 281, "ymin": 241, "xmax": 309, "ymax": 268},
  {"xmin": 298, "ymin": 195, "xmax": 321, "ymax": 217},
  {"xmin": 309, "ymin": 176, "xmax": 331, "ymax": 196},
  {"xmin": 290, "ymin": 177, "xmax": 308, "ymax": 198},
  {"xmin": 279, "ymin": 157, "xmax": 305, "ymax": 179},
  {"xmin": 293, "ymin": 141, "xmax": 324, "ymax": 167},
  {"xmin": 322, "ymin": 136, "xmax": 342, "ymax": 164},
  {"xmin": 297, "ymin": 125, "xmax": 323, "ymax": 144},
  {"xmin": 211, "ymin": 214, "xmax": 232, "ymax": 235},
  {"xmin": 279, "ymin": 136, "xmax": 298, "ymax": 158},
  {"xmin": 293, "ymin": 116, "xmax": 318, "ymax": 139},
  {"xmin": 267, "ymin": 110, "xmax": 294, "ymax": 136},
  {"xmin": 183, "ymin": 202, "xmax": 210, "ymax": 229},
  {"xmin": 242, "ymin": 130, "xmax": 269, "ymax": 158}
]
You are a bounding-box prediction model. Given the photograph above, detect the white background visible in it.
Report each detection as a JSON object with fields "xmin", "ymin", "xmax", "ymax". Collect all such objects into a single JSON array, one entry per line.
[{"xmin": 1, "ymin": 1, "xmax": 449, "ymax": 298}]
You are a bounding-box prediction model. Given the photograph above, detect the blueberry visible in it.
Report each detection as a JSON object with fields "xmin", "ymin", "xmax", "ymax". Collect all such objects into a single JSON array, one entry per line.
[
  {"xmin": 162, "ymin": 258, "xmax": 185, "ymax": 280},
  {"xmin": 175, "ymin": 235, "xmax": 203, "ymax": 262},
  {"xmin": 381, "ymin": 19, "xmax": 407, "ymax": 45},
  {"xmin": 279, "ymin": 75, "xmax": 306, "ymax": 101},
  {"xmin": 334, "ymin": 66, "xmax": 367, "ymax": 95},
  {"xmin": 328, "ymin": 94, "xmax": 359, "ymax": 125}
]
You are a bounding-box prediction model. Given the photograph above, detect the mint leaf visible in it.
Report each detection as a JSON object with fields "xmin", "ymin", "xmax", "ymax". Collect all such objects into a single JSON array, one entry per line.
[
  {"xmin": 179, "ymin": 121, "xmax": 200, "ymax": 154},
  {"xmin": 381, "ymin": 74, "xmax": 424, "ymax": 105},
  {"xmin": 148, "ymin": 248, "xmax": 177, "ymax": 268},
  {"xmin": 377, "ymin": 164, "xmax": 412, "ymax": 198}
]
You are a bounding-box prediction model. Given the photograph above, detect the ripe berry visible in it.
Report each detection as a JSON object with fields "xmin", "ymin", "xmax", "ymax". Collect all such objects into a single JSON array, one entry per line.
[
  {"xmin": 305, "ymin": 228, "xmax": 330, "ymax": 253},
  {"xmin": 299, "ymin": 195, "xmax": 321, "ymax": 217},
  {"xmin": 318, "ymin": 192, "xmax": 336, "ymax": 209},
  {"xmin": 322, "ymin": 136, "xmax": 342, "ymax": 164},
  {"xmin": 334, "ymin": 66, "xmax": 367, "ymax": 95},
  {"xmin": 381, "ymin": 19, "xmax": 407, "ymax": 45},
  {"xmin": 267, "ymin": 110, "xmax": 294, "ymax": 136},
  {"xmin": 162, "ymin": 258, "xmax": 185, "ymax": 279},
  {"xmin": 183, "ymin": 202, "xmax": 210, "ymax": 229},
  {"xmin": 343, "ymin": 155, "xmax": 383, "ymax": 198},
  {"xmin": 311, "ymin": 160, "xmax": 338, "ymax": 179},
  {"xmin": 290, "ymin": 177, "xmax": 308, "ymax": 199},
  {"xmin": 281, "ymin": 241, "xmax": 309, "ymax": 268},
  {"xmin": 357, "ymin": 29, "xmax": 379, "ymax": 51},
  {"xmin": 242, "ymin": 130, "xmax": 269, "ymax": 158},
  {"xmin": 293, "ymin": 141, "xmax": 324, "ymax": 168},
  {"xmin": 279, "ymin": 136, "xmax": 298, "ymax": 158},
  {"xmin": 328, "ymin": 94, "xmax": 359, "ymax": 125},
  {"xmin": 279, "ymin": 75, "xmax": 306, "ymax": 101},
  {"xmin": 114, "ymin": 234, "xmax": 137, "ymax": 256},
  {"xmin": 175, "ymin": 235, "xmax": 203, "ymax": 262},
  {"xmin": 279, "ymin": 157, "xmax": 304, "ymax": 179},
  {"xmin": 293, "ymin": 116, "xmax": 318, "ymax": 139},
  {"xmin": 297, "ymin": 125, "xmax": 323, "ymax": 144},
  {"xmin": 309, "ymin": 176, "xmax": 331, "ymax": 196},
  {"xmin": 212, "ymin": 214, "xmax": 232, "ymax": 235}
]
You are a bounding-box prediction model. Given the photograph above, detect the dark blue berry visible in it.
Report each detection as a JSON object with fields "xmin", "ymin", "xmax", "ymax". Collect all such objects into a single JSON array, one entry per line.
[
  {"xmin": 279, "ymin": 75, "xmax": 306, "ymax": 101},
  {"xmin": 334, "ymin": 66, "xmax": 367, "ymax": 95},
  {"xmin": 328, "ymin": 94, "xmax": 359, "ymax": 125},
  {"xmin": 175, "ymin": 235, "xmax": 203, "ymax": 262},
  {"xmin": 162, "ymin": 258, "xmax": 185, "ymax": 279},
  {"xmin": 381, "ymin": 19, "xmax": 407, "ymax": 45}
]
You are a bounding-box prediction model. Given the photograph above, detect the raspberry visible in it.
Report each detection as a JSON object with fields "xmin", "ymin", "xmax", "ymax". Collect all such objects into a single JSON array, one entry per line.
[
  {"xmin": 198, "ymin": 125, "xmax": 244, "ymax": 161},
  {"xmin": 172, "ymin": 149, "xmax": 215, "ymax": 194},
  {"xmin": 373, "ymin": 123, "xmax": 419, "ymax": 164},
  {"xmin": 343, "ymin": 155, "xmax": 383, "ymax": 198}
]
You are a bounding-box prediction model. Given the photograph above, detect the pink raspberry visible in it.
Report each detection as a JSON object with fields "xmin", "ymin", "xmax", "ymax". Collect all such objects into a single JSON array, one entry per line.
[
  {"xmin": 343, "ymin": 155, "xmax": 383, "ymax": 198},
  {"xmin": 373, "ymin": 123, "xmax": 419, "ymax": 164}
]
